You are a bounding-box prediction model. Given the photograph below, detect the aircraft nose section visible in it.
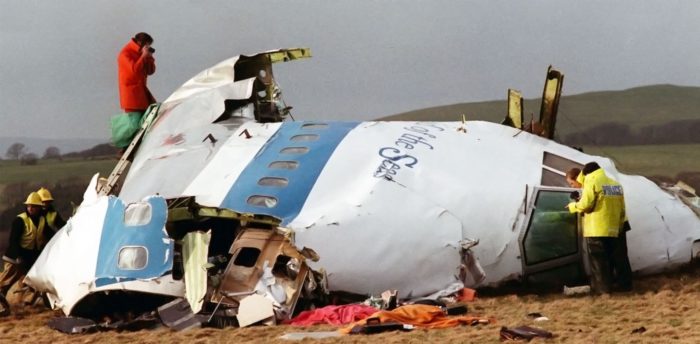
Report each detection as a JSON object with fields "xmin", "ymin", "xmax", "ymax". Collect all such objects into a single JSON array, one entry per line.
[{"xmin": 25, "ymin": 194, "xmax": 177, "ymax": 315}]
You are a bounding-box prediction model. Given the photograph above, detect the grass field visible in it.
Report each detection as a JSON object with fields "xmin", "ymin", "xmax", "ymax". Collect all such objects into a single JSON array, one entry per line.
[
  {"xmin": 582, "ymin": 144, "xmax": 700, "ymax": 177},
  {"xmin": 3, "ymin": 264, "xmax": 700, "ymax": 343},
  {"xmin": 0, "ymin": 158, "xmax": 116, "ymax": 185}
]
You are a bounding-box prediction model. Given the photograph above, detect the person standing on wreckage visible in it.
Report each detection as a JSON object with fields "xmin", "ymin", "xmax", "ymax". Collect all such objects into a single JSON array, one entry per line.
[
  {"xmin": 566, "ymin": 162, "xmax": 632, "ymax": 294},
  {"xmin": 0, "ymin": 192, "xmax": 54, "ymax": 314},
  {"xmin": 115, "ymin": 32, "xmax": 156, "ymax": 155}
]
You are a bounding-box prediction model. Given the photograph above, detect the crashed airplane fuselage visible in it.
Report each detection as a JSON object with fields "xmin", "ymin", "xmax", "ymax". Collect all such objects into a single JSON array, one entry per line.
[{"xmin": 27, "ymin": 48, "xmax": 700, "ymax": 319}]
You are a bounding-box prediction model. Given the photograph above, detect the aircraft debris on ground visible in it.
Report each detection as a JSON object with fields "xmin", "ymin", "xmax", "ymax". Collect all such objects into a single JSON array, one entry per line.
[{"xmin": 21, "ymin": 48, "xmax": 700, "ymax": 333}]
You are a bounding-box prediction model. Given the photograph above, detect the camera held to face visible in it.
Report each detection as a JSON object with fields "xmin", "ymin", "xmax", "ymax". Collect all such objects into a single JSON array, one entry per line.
[{"xmin": 148, "ymin": 47, "xmax": 155, "ymax": 53}]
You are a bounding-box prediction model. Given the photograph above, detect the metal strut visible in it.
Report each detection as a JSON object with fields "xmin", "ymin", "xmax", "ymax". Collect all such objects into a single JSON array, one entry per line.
[{"xmin": 98, "ymin": 104, "xmax": 160, "ymax": 196}]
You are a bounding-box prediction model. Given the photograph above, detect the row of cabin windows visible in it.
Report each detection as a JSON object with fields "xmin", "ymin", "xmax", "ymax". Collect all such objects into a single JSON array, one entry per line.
[{"xmin": 246, "ymin": 124, "xmax": 326, "ymax": 208}]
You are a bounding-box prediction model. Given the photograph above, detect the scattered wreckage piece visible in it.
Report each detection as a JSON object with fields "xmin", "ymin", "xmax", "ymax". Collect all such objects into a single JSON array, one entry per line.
[
  {"xmin": 499, "ymin": 325, "xmax": 553, "ymax": 341},
  {"xmin": 47, "ymin": 312, "xmax": 162, "ymax": 334},
  {"xmin": 157, "ymin": 298, "xmax": 203, "ymax": 331},
  {"xmin": 210, "ymin": 228, "xmax": 320, "ymax": 325}
]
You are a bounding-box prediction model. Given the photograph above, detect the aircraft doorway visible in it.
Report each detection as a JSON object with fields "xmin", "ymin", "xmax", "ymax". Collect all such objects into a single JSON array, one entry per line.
[{"xmin": 519, "ymin": 186, "xmax": 588, "ymax": 288}]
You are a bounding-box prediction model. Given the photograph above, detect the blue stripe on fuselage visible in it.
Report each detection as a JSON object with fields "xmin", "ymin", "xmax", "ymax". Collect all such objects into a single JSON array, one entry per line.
[
  {"xmin": 95, "ymin": 196, "xmax": 172, "ymax": 287},
  {"xmin": 220, "ymin": 121, "xmax": 359, "ymax": 225}
]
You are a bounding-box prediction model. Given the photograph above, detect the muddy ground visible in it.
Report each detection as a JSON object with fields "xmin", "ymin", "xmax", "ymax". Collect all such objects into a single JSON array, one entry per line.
[{"xmin": 2, "ymin": 265, "xmax": 700, "ymax": 344}]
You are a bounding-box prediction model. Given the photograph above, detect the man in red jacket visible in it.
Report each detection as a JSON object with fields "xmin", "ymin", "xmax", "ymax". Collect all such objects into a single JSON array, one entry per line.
[{"xmin": 118, "ymin": 32, "xmax": 156, "ymax": 113}]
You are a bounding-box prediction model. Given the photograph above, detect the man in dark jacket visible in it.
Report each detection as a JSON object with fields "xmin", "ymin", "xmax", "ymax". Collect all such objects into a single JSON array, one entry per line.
[{"xmin": 0, "ymin": 192, "xmax": 53, "ymax": 300}]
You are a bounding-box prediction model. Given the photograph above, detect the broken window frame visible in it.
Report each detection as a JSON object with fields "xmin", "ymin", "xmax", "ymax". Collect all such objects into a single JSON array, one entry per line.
[
  {"xmin": 540, "ymin": 151, "xmax": 583, "ymax": 187},
  {"xmin": 518, "ymin": 186, "xmax": 587, "ymax": 287}
]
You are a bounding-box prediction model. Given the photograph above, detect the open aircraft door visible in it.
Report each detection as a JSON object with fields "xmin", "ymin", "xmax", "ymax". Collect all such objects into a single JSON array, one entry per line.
[{"xmin": 518, "ymin": 186, "xmax": 588, "ymax": 288}]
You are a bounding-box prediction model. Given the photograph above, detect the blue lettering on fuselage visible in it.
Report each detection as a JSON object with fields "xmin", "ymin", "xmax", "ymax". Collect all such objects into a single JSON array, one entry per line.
[{"xmin": 374, "ymin": 123, "xmax": 445, "ymax": 179}]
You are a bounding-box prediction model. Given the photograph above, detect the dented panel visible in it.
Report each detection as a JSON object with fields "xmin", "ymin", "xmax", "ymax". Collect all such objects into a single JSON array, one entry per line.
[{"xmin": 213, "ymin": 229, "xmax": 310, "ymax": 318}]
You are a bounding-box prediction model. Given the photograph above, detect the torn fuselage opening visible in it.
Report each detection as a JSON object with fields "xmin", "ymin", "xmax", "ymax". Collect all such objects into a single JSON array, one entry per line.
[
  {"xmin": 234, "ymin": 55, "xmax": 288, "ymax": 123},
  {"xmin": 165, "ymin": 199, "xmax": 324, "ymax": 326}
]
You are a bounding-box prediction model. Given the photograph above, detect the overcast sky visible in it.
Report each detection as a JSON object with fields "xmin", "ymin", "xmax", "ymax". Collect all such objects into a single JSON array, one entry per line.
[{"xmin": 1, "ymin": 0, "xmax": 699, "ymax": 140}]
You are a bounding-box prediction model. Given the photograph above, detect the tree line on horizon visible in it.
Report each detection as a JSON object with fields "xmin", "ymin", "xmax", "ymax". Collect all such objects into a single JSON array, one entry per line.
[{"xmin": 3, "ymin": 142, "xmax": 117, "ymax": 164}]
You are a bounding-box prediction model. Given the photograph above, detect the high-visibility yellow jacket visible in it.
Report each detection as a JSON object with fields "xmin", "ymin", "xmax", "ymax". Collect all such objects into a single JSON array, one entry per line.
[
  {"xmin": 567, "ymin": 169, "xmax": 625, "ymax": 237},
  {"xmin": 18, "ymin": 212, "xmax": 47, "ymax": 250},
  {"xmin": 46, "ymin": 210, "xmax": 57, "ymax": 230}
]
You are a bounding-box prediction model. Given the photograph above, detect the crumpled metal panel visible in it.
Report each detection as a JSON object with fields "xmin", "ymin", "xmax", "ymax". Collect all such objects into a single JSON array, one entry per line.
[
  {"xmin": 26, "ymin": 175, "xmax": 184, "ymax": 315},
  {"xmin": 213, "ymin": 229, "xmax": 309, "ymax": 318}
]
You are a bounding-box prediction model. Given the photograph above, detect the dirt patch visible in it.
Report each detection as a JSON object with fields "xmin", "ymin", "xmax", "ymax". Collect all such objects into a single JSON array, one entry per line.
[{"xmin": 3, "ymin": 265, "xmax": 700, "ymax": 343}]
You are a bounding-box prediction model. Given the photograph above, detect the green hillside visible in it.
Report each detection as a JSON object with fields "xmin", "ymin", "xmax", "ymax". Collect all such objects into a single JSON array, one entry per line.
[
  {"xmin": 0, "ymin": 158, "xmax": 116, "ymax": 185},
  {"xmin": 381, "ymin": 84, "xmax": 700, "ymax": 138}
]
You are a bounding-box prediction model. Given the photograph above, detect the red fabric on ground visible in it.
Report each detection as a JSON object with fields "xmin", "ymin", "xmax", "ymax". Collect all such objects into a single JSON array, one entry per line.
[
  {"xmin": 288, "ymin": 304, "xmax": 379, "ymax": 326},
  {"xmin": 339, "ymin": 304, "xmax": 493, "ymax": 334}
]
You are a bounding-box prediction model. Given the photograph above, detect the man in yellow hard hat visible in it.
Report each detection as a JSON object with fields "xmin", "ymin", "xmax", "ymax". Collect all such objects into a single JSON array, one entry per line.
[
  {"xmin": 0, "ymin": 192, "xmax": 53, "ymax": 305},
  {"xmin": 37, "ymin": 187, "xmax": 66, "ymax": 233}
]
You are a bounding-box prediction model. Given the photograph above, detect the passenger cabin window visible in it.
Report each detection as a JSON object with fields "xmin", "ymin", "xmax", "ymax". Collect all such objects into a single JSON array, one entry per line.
[
  {"xmin": 258, "ymin": 177, "xmax": 288, "ymax": 187},
  {"xmin": 118, "ymin": 246, "xmax": 148, "ymax": 270},
  {"xmin": 272, "ymin": 255, "xmax": 298, "ymax": 279},
  {"xmin": 269, "ymin": 161, "xmax": 299, "ymax": 170},
  {"xmin": 540, "ymin": 152, "xmax": 583, "ymax": 187},
  {"xmin": 280, "ymin": 147, "xmax": 309, "ymax": 154},
  {"xmin": 247, "ymin": 195, "xmax": 278, "ymax": 208},
  {"xmin": 541, "ymin": 168, "xmax": 568, "ymax": 188},
  {"xmin": 522, "ymin": 190, "xmax": 578, "ymax": 265},
  {"xmin": 233, "ymin": 247, "xmax": 261, "ymax": 268},
  {"xmin": 301, "ymin": 123, "xmax": 328, "ymax": 130},
  {"xmin": 290, "ymin": 134, "xmax": 319, "ymax": 142},
  {"xmin": 123, "ymin": 203, "xmax": 152, "ymax": 226}
]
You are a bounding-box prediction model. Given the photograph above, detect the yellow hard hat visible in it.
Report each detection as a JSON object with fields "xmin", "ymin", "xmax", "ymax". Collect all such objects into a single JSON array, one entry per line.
[
  {"xmin": 24, "ymin": 192, "xmax": 44, "ymax": 206},
  {"xmin": 37, "ymin": 187, "xmax": 54, "ymax": 201}
]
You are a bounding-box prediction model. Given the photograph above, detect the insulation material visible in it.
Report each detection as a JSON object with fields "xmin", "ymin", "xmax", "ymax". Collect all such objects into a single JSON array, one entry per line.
[{"xmin": 182, "ymin": 230, "xmax": 211, "ymax": 314}]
